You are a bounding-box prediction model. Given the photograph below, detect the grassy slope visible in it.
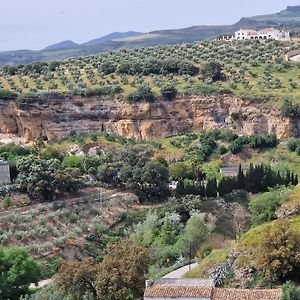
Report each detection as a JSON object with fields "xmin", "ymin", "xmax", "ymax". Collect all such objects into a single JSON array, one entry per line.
[{"xmin": 238, "ymin": 184, "xmax": 300, "ymax": 253}]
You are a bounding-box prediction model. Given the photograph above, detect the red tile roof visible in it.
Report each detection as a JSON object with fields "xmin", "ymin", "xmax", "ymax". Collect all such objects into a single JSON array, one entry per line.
[
  {"xmin": 212, "ymin": 288, "xmax": 282, "ymax": 300},
  {"xmin": 144, "ymin": 286, "xmax": 213, "ymax": 298},
  {"xmin": 144, "ymin": 278, "xmax": 214, "ymax": 298}
]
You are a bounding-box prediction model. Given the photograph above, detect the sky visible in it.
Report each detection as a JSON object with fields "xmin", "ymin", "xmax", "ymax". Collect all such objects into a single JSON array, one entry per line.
[{"xmin": 1, "ymin": 0, "xmax": 300, "ymax": 51}]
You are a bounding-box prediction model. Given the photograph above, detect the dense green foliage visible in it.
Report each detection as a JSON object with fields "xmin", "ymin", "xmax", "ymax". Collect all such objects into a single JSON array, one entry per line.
[
  {"xmin": 16, "ymin": 156, "xmax": 82, "ymax": 201},
  {"xmin": 249, "ymin": 187, "xmax": 292, "ymax": 226},
  {"xmin": 281, "ymin": 282, "xmax": 300, "ymax": 300},
  {"xmin": 84, "ymin": 145, "xmax": 169, "ymax": 201},
  {"xmin": 287, "ymin": 138, "xmax": 300, "ymax": 156},
  {"xmin": 281, "ymin": 99, "xmax": 300, "ymax": 118},
  {"xmin": 132, "ymin": 196, "xmax": 214, "ymax": 272},
  {"xmin": 56, "ymin": 240, "xmax": 149, "ymax": 300},
  {"xmin": 175, "ymin": 163, "xmax": 297, "ymax": 198},
  {"xmin": 229, "ymin": 134, "xmax": 277, "ymax": 154},
  {"xmin": 256, "ymin": 220, "xmax": 300, "ymax": 279},
  {"xmin": 0, "ymin": 247, "xmax": 41, "ymax": 300}
]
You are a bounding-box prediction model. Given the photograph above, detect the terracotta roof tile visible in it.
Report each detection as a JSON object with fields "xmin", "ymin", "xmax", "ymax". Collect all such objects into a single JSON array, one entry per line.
[
  {"xmin": 212, "ymin": 288, "xmax": 282, "ymax": 300},
  {"xmin": 144, "ymin": 286, "xmax": 213, "ymax": 298}
]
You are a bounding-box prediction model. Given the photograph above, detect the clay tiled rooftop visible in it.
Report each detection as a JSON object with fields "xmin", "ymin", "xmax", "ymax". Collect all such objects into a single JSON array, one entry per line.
[
  {"xmin": 144, "ymin": 286, "xmax": 213, "ymax": 298},
  {"xmin": 144, "ymin": 278, "xmax": 214, "ymax": 298},
  {"xmin": 212, "ymin": 288, "xmax": 282, "ymax": 300},
  {"xmin": 144, "ymin": 279, "xmax": 282, "ymax": 299}
]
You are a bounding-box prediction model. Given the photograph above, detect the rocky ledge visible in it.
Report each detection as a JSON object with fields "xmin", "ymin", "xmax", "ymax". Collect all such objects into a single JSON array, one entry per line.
[{"xmin": 0, "ymin": 95, "xmax": 298, "ymax": 142}]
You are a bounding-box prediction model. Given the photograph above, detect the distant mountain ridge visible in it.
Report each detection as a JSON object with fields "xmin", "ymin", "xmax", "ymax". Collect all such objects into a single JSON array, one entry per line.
[
  {"xmin": 1, "ymin": 5, "xmax": 300, "ymax": 66},
  {"xmin": 235, "ymin": 4, "xmax": 300, "ymax": 27},
  {"xmin": 82, "ymin": 31, "xmax": 142, "ymax": 46},
  {"xmin": 44, "ymin": 40, "xmax": 79, "ymax": 51}
]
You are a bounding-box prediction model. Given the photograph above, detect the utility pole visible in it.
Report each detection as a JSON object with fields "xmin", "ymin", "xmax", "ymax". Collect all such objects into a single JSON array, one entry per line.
[
  {"xmin": 189, "ymin": 243, "xmax": 192, "ymax": 271},
  {"xmin": 99, "ymin": 187, "xmax": 103, "ymax": 210}
]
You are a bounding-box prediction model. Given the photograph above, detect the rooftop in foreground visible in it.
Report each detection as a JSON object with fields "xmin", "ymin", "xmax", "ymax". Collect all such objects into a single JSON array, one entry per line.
[{"xmin": 144, "ymin": 279, "xmax": 282, "ymax": 300}]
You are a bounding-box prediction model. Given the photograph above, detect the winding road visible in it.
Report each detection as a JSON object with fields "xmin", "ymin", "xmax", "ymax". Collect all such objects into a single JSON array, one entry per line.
[{"xmin": 163, "ymin": 262, "xmax": 199, "ymax": 278}]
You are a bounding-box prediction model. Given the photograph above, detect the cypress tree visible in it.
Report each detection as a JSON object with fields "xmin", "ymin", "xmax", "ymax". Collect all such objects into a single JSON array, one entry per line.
[
  {"xmin": 285, "ymin": 170, "xmax": 291, "ymax": 186},
  {"xmin": 195, "ymin": 181, "xmax": 205, "ymax": 197},
  {"xmin": 237, "ymin": 164, "xmax": 246, "ymax": 189},
  {"xmin": 176, "ymin": 178, "xmax": 185, "ymax": 196},
  {"xmin": 206, "ymin": 177, "xmax": 217, "ymax": 198},
  {"xmin": 218, "ymin": 177, "xmax": 236, "ymax": 196},
  {"xmin": 294, "ymin": 174, "xmax": 299, "ymax": 186}
]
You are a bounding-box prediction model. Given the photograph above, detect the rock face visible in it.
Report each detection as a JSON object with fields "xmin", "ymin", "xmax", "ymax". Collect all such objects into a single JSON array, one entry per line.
[{"xmin": 0, "ymin": 95, "xmax": 298, "ymax": 142}]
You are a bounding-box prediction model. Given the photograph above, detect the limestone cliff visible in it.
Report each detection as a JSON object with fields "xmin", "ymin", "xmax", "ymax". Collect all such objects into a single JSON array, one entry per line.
[{"xmin": 0, "ymin": 95, "xmax": 298, "ymax": 143}]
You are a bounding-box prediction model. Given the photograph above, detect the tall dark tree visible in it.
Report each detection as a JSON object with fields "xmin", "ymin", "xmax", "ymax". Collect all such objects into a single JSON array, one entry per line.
[
  {"xmin": 205, "ymin": 178, "xmax": 217, "ymax": 198},
  {"xmin": 237, "ymin": 164, "xmax": 246, "ymax": 189}
]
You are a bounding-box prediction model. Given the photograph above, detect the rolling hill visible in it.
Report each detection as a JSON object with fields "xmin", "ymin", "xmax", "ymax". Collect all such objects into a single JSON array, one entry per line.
[
  {"xmin": 0, "ymin": 5, "xmax": 300, "ymax": 66},
  {"xmin": 44, "ymin": 40, "xmax": 79, "ymax": 51}
]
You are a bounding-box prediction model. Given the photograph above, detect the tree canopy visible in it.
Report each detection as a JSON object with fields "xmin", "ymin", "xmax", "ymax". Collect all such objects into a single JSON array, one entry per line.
[{"xmin": 0, "ymin": 247, "xmax": 41, "ymax": 300}]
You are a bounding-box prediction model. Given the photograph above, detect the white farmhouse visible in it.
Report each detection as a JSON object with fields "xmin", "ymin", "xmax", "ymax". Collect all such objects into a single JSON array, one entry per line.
[{"xmin": 234, "ymin": 28, "xmax": 290, "ymax": 41}]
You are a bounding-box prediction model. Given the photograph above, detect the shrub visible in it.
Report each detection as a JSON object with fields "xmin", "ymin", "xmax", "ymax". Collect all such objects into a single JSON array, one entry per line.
[
  {"xmin": 2, "ymin": 194, "xmax": 12, "ymax": 209},
  {"xmin": 249, "ymin": 192, "xmax": 280, "ymax": 226},
  {"xmin": 127, "ymin": 85, "xmax": 154, "ymax": 102},
  {"xmin": 161, "ymin": 85, "xmax": 177, "ymax": 100},
  {"xmin": 178, "ymin": 61, "xmax": 199, "ymax": 76},
  {"xmin": 16, "ymin": 93, "xmax": 38, "ymax": 107},
  {"xmin": 256, "ymin": 220, "xmax": 300, "ymax": 279},
  {"xmin": 62, "ymin": 155, "xmax": 84, "ymax": 171},
  {"xmin": 199, "ymin": 61, "xmax": 223, "ymax": 81},
  {"xmin": 0, "ymin": 89, "xmax": 18, "ymax": 100}
]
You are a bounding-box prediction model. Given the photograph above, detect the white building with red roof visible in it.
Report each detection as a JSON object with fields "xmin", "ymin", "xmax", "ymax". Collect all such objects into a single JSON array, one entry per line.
[{"xmin": 234, "ymin": 28, "xmax": 290, "ymax": 41}]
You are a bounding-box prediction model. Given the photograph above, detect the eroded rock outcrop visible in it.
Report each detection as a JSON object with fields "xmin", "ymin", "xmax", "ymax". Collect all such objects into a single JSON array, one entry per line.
[{"xmin": 0, "ymin": 95, "xmax": 298, "ymax": 142}]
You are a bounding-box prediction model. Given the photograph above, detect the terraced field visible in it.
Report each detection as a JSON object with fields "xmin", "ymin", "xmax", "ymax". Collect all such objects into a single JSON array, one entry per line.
[{"xmin": 0, "ymin": 187, "xmax": 138, "ymax": 258}]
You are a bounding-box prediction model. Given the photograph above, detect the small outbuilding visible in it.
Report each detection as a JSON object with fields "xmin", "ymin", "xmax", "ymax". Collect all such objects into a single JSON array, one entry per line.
[{"xmin": 0, "ymin": 158, "xmax": 10, "ymax": 186}]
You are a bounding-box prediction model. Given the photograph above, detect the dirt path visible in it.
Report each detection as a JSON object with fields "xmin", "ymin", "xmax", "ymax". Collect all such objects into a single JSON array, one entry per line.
[{"xmin": 30, "ymin": 278, "xmax": 53, "ymax": 289}]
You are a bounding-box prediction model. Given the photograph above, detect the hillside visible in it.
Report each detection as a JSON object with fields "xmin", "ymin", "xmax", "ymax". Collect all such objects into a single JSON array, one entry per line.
[
  {"xmin": 82, "ymin": 31, "xmax": 143, "ymax": 46},
  {"xmin": 1, "ymin": 5, "xmax": 300, "ymax": 66},
  {"xmin": 1, "ymin": 40, "xmax": 300, "ymax": 142},
  {"xmin": 44, "ymin": 40, "xmax": 79, "ymax": 51},
  {"xmin": 238, "ymin": 5, "xmax": 300, "ymax": 26}
]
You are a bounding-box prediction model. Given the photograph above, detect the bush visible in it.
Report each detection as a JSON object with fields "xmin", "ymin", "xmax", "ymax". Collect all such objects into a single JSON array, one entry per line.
[
  {"xmin": 0, "ymin": 89, "xmax": 18, "ymax": 100},
  {"xmin": 178, "ymin": 61, "xmax": 199, "ymax": 76},
  {"xmin": 249, "ymin": 192, "xmax": 281, "ymax": 226},
  {"xmin": 199, "ymin": 61, "xmax": 223, "ymax": 81},
  {"xmin": 288, "ymin": 138, "xmax": 300, "ymax": 153},
  {"xmin": 256, "ymin": 220, "xmax": 300, "ymax": 279},
  {"xmin": 127, "ymin": 85, "xmax": 154, "ymax": 102},
  {"xmin": 62, "ymin": 155, "xmax": 84, "ymax": 171},
  {"xmin": 3, "ymin": 194, "xmax": 12, "ymax": 209},
  {"xmin": 282, "ymin": 282, "xmax": 300, "ymax": 300},
  {"xmin": 170, "ymin": 162, "xmax": 193, "ymax": 180},
  {"xmin": 16, "ymin": 93, "xmax": 38, "ymax": 107},
  {"xmin": 281, "ymin": 98, "xmax": 300, "ymax": 118},
  {"xmin": 161, "ymin": 85, "xmax": 177, "ymax": 100}
]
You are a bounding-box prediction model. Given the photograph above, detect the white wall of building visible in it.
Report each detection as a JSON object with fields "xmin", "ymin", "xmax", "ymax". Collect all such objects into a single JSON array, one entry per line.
[
  {"xmin": 0, "ymin": 164, "xmax": 10, "ymax": 185},
  {"xmin": 234, "ymin": 28, "xmax": 290, "ymax": 41}
]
